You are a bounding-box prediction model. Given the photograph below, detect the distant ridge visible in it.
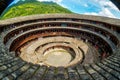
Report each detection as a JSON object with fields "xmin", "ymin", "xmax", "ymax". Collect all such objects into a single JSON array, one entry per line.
[{"xmin": 0, "ymin": 0, "xmax": 72, "ymax": 20}]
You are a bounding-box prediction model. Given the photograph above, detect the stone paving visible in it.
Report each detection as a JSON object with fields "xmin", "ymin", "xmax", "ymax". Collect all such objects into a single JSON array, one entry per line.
[{"xmin": 20, "ymin": 36, "xmax": 98, "ymax": 68}]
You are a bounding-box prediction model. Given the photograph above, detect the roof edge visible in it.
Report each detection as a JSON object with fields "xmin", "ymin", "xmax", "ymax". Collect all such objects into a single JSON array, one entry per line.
[{"xmin": 0, "ymin": 13, "xmax": 120, "ymax": 26}]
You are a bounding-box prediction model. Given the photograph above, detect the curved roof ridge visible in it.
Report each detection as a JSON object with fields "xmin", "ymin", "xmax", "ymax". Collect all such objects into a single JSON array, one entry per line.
[{"xmin": 0, "ymin": 14, "xmax": 120, "ymax": 26}]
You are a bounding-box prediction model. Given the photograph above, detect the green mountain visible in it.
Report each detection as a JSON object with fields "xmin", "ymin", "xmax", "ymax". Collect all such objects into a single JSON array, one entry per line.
[{"xmin": 0, "ymin": 0, "xmax": 72, "ymax": 20}]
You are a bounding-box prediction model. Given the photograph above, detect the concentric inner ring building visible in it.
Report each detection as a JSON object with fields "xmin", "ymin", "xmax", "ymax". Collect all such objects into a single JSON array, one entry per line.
[{"xmin": 0, "ymin": 14, "xmax": 120, "ymax": 80}]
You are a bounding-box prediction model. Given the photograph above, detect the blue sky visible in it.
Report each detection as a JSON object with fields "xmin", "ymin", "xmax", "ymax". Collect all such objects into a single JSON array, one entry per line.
[{"xmin": 9, "ymin": 0, "xmax": 120, "ymax": 19}]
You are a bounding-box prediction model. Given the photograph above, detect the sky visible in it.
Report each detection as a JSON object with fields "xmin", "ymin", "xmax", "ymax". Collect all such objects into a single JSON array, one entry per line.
[{"xmin": 9, "ymin": 0, "xmax": 120, "ymax": 19}]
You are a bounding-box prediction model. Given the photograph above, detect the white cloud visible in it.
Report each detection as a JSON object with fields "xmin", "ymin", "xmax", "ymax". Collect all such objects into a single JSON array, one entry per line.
[
  {"xmin": 37, "ymin": 0, "xmax": 62, "ymax": 3},
  {"xmin": 94, "ymin": 0, "xmax": 119, "ymax": 11},
  {"xmin": 84, "ymin": 12, "xmax": 98, "ymax": 15},
  {"xmin": 84, "ymin": 0, "xmax": 120, "ymax": 19},
  {"xmin": 84, "ymin": 8, "xmax": 117, "ymax": 18},
  {"xmin": 99, "ymin": 0, "xmax": 119, "ymax": 11},
  {"xmin": 99, "ymin": 8, "xmax": 117, "ymax": 18},
  {"xmin": 84, "ymin": 4, "xmax": 88, "ymax": 7},
  {"xmin": 55, "ymin": 0, "xmax": 62, "ymax": 3}
]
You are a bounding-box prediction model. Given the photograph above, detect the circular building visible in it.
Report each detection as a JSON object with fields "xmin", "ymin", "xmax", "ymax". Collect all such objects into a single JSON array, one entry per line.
[{"xmin": 0, "ymin": 14, "xmax": 120, "ymax": 80}]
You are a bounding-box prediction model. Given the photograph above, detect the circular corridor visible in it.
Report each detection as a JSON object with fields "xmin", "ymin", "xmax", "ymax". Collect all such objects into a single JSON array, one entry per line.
[{"xmin": 0, "ymin": 14, "xmax": 120, "ymax": 80}]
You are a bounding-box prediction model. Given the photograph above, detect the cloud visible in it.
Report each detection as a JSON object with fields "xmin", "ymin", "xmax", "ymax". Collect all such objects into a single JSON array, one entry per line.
[
  {"xmin": 37, "ymin": 0, "xmax": 62, "ymax": 3},
  {"xmin": 84, "ymin": 7, "xmax": 117, "ymax": 18},
  {"xmin": 84, "ymin": 12, "xmax": 98, "ymax": 15},
  {"xmin": 94, "ymin": 0, "xmax": 119, "ymax": 11},
  {"xmin": 83, "ymin": 4, "xmax": 88, "ymax": 7},
  {"xmin": 84, "ymin": 0, "xmax": 120, "ymax": 19},
  {"xmin": 99, "ymin": 8, "xmax": 117, "ymax": 18},
  {"xmin": 99, "ymin": 0, "xmax": 119, "ymax": 11}
]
